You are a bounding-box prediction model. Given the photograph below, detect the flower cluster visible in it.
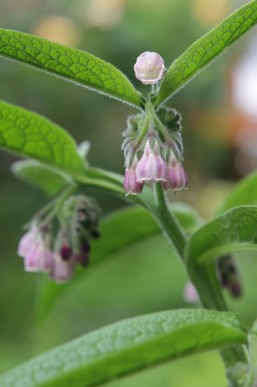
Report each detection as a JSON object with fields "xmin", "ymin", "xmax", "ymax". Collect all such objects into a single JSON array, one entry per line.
[
  {"xmin": 122, "ymin": 105, "xmax": 188, "ymax": 195},
  {"xmin": 122, "ymin": 52, "xmax": 188, "ymax": 195},
  {"xmin": 18, "ymin": 195, "xmax": 101, "ymax": 284},
  {"xmin": 124, "ymin": 139, "xmax": 188, "ymax": 195}
]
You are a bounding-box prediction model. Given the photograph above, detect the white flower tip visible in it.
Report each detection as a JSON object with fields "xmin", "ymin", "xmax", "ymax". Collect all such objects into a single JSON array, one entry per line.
[{"xmin": 134, "ymin": 51, "xmax": 165, "ymax": 85}]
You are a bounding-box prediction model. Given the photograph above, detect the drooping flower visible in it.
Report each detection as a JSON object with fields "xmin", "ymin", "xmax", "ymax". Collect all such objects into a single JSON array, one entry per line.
[
  {"xmin": 134, "ymin": 52, "xmax": 165, "ymax": 85},
  {"xmin": 49, "ymin": 252, "xmax": 76, "ymax": 284},
  {"xmin": 18, "ymin": 225, "xmax": 53, "ymax": 273},
  {"xmin": 73, "ymin": 241, "xmax": 91, "ymax": 267},
  {"xmin": 124, "ymin": 156, "xmax": 144, "ymax": 195},
  {"xmin": 136, "ymin": 140, "xmax": 167, "ymax": 183},
  {"xmin": 162, "ymin": 150, "xmax": 188, "ymax": 191},
  {"xmin": 18, "ymin": 225, "xmax": 38, "ymax": 257}
]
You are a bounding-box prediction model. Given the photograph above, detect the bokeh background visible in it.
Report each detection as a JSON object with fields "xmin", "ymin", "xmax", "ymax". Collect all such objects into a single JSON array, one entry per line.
[{"xmin": 1, "ymin": 0, "xmax": 257, "ymax": 386}]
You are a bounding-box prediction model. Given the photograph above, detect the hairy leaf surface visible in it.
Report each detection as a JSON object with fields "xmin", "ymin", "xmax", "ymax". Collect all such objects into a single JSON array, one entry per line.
[
  {"xmin": 157, "ymin": 0, "xmax": 257, "ymax": 105},
  {"xmin": 0, "ymin": 29, "xmax": 142, "ymax": 107},
  {"xmin": 185, "ymin": 206, "xmax": 257, "ymax": 309},
  {"xmin": 0, "ymin": 100, "xmax": 85, "ymax": 175},
  {"xmin": 0, "ymin": 309, "xmax": 246, "ymax": 387},
  {"xmin": 12, "ymin": 160, "xmax": 71, "ymax": 196},
  {"xmin": 217, "ymin": 170, "xmax": 257, "ymax": 214}
]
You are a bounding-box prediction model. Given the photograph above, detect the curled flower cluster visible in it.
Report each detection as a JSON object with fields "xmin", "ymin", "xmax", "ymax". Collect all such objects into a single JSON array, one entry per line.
[
  {"xmin": 123, "ymin": 52, "xmax": 188, "ymax": 195},
  {"xmin": 18, "ymin": 195, "xmax": 101, "ymax": 284},
  {"xmin": 123, "ymin": 138, "xmax": 188, "ymax": 195}
]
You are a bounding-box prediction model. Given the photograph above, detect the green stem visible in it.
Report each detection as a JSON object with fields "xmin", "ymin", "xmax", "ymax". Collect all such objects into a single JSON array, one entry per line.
[
  {"xmin": 40, "ymin": 183, "xmax": 78, "ymax": 227},
  {"xmin": 135, "ymin": 102, "xmax": 152, "ymax": 146},
  {"xmin": 145, "ymin": 183, "xmax": 250, "ymax": 384},
  {"xmin": 152, "ymin": 183, "xmax": 186, "ymax": 258},
  {"xmin": 152, "ymin": 107, "xmax": 171, "ymax": 142}
]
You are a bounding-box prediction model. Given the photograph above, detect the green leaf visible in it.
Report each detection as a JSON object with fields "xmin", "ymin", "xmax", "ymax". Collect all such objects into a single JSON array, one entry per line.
[
  {"xmin": 12, "ymin": 160, "xmax": 72, "ymax": 196},
  {"xmin": 186, "ymin": 206, "xmax": 257, "ymax": 265},
  {"xmin": 0, "ymin": 309, "xmax": 247, "ymax": 387},
  {"xmin": 156, "ymin": 0, "xmax": 257, "ymax": 105},
  {"xmin": 36, "ymin": 203, "xmax": 201, "ymax": 323},
  {"xmin": 185, "ymin": 206, "xmax": 257, "ymax": 309},
  {"xmin": 249, "ymin": 321, "xmax": 257, "ymax": 385},
  {"xmin": 0, "ymin": 29, "xmax": 142, "ymax": 108},
  {"xmin": 0, "ymin": 100, "xmax": 85, "ymax": 175},
  {"xmin": 0, "ymin": 100, "xmax": 127, "ymax": 197},
  {"xmin": 217, "ymin": 170, "xmax": 257, "ymax": 214}
]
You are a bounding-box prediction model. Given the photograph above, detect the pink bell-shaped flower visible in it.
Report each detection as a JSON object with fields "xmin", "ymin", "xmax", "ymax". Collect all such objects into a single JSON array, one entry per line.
[
  {"xmin": 136, "ymin": 140, "xmax": 167, "ymax": 183},
  {"xmin": 134, "ymin": 52, "xmax": 165, "ymax": 85},
  {"xmin": 18, "ymin": 225, "xmax": 38, "ymax": 257},
  {"xmin": 166, "ymin": 164, "xmax": 188, "ymax": 190},
  {"xmin": 163, "ymin": 150, "xmax": 188, "ymax": 190},
  {"xmin": 24, "ymin": 243, "xmax": 53, "ymax": 272},
  {"xmin": 49, "ymin": 253, "xmax": 76, "ymax": 284},
  {"xmin": 124, "ymin": 156, "xmax": 144, "ymax": 195},
  {"xmin": 18, "ymin": 226, "xmax": 53, "ymax": 272}
]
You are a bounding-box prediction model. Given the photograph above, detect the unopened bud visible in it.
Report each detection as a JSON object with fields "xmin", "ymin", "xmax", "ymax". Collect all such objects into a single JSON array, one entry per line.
[
  {"xmin": 60, "ymin": 244, "xmax": 72, "ymax": 261},
  {"xmin": 134, "ymin": 52, "xmax": 165, "ymax": 85}
]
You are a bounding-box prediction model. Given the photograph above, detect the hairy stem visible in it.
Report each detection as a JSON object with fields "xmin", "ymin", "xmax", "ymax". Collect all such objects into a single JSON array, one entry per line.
[
  {"xmin": 152, "ymin": 183, "xmax": 186, "ymax": 258},
  {"xmin": 145, "ymin": 183, "xmax": 250, "ymax": 384}
]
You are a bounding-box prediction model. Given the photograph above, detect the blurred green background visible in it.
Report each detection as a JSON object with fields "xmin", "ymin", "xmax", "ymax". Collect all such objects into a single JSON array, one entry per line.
[{"xmin": 1, "ymin": 0, "xmax": 257, "ymax": 385}]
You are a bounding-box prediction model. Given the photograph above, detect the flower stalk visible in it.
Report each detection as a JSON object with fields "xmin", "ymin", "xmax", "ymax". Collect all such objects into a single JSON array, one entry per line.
[{"xmin": 148, "ymin": 183, "xmax": 251, "ymax": 386}]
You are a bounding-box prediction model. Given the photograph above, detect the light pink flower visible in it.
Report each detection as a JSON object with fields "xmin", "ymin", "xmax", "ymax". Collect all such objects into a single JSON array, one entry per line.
[
  {"xmin": 124, "ymin": 169, "xmax": 144, "ymax": 195},
  {"xmin": 18, "ymin": 225, "xmax": 38, "ymax": 257},
  {"xmin": 18, "ymin": 226, "xmax": 53, "ymax": 272},
  {"xmin": 183, "ymin": 282, "xmax": 199, "ymax": 304},
  {"xmin": 124, "ymin": 156, "xmax": 144, "ymax": 195},
  {"xmin": 49, "ymin": 253, "xmax": 76, "ymax": 284},
  {"xmin": 136, "ymin": 140, "xmax": 167, "ymax": 183},
  {"xmin": 24, "ymin": 242, "xmax": 53, "ymax": 272},
  {"xmin": 162, "ymin": 151, "xmax": 188, "ymax": 191},
  {"xmin": 134, "ymin": 52, "xmax": 165, "ymax": 85},
  {"xmin": 165, "ymin": 163, "xmax": 188, "ymax": 190}
]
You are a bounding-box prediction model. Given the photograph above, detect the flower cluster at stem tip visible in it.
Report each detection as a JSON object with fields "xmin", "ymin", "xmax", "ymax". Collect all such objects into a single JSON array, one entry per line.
[
  {"xmin": 123, "ymin": 52, "xmax": 188, "ymax": 195},
  {"xmin": 18, "ymin": 195, "xmax": 101, "ymax": 284}
]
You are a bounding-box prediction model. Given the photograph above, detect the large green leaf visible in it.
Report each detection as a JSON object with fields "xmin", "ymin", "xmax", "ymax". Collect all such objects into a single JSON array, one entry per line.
[
  {"xmin": 217, "ymin": 170, "xmax": 257, "ymax": 214},
  {"xmin": 12, "ymin": 160, "xmax": 72, "ymax": 196},
  {"xmin": 0, "ymin": 100, "xmax": 85, "ymax": 175},
  {"xmin": 36, "ymin": 203, "xmax": 201, "ymax": 322},
  {"xmin": 0, "ymin": 309, "xmax": 247, "ymax": 387},
  {"xmin": 156, "ymin": 0, "xmax": 257, "ymax": 105},
  {"xmin": 0, "ymin": 100, "xmax": 128, "ymax": 197},
  {"xmin": 0, "ymin": 29, "xmax": 142, "ymax": 108},
  {"xmin": 185, "ymin": 206, "xmax": 257, "ymax": 309}
]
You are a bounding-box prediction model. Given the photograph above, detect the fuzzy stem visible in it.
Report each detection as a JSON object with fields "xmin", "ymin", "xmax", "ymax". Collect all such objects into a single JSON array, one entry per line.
[
  {"xmin": 152, "ymin": 183, "xmax": 186, "ymax": 258},
  {"xmin": 135, "ymin": 102, "xmax": 153, "ymax": 146},
  {"xmin": 145, "ymin": 183, "xmax": 250, "ymax": 385},
  {"xmin": 39, "ymin": 184, "xmax": 78, "ymax": 228}
]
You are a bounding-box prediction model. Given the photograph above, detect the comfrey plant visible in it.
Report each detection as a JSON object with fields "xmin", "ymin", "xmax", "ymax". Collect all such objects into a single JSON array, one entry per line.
[
  {"xmin": 18, "ymin": 194, "xmax": 100, "ymax": 283},
  {"xmin": 0, "ymin": 1, "xmax": 257, "ymax": 386}
]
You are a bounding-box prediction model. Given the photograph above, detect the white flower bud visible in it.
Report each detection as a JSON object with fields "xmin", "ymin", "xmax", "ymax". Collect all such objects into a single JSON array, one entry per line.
[{"xmin": 134, "ymin": 51, "xmax": 165, "ymax": 85}]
